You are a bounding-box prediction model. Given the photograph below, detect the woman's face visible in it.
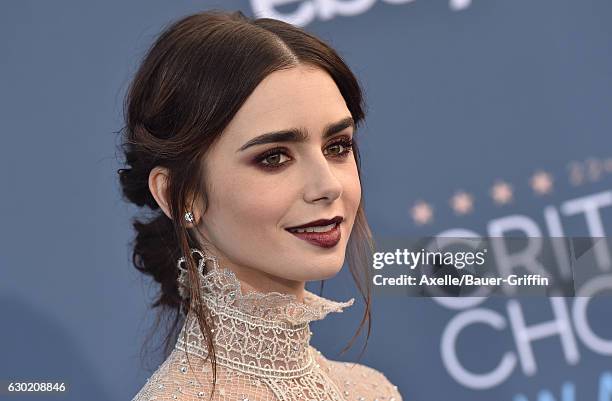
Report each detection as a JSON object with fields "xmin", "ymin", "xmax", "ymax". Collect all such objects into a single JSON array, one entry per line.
[{"xmin": 196, "ymin": 65, "xmax": 361, "ymax": 294}]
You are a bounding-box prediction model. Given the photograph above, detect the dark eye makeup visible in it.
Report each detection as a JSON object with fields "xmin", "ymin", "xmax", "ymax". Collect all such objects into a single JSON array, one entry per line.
[{"xmin": 253, "ymin": 135, "xmax": 354, "ymax": 171}]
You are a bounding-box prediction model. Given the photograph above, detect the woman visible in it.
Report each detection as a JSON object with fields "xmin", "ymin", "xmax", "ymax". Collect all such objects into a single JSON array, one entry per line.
[{"xmin": 119, "ymin": 10, "xmax": 403, "ymax": 401}]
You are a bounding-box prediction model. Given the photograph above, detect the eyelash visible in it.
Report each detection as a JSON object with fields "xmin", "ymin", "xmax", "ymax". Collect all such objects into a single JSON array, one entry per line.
[{"xmin": 254, "ymin": 136, "xmax": 354, "ymax": 170}]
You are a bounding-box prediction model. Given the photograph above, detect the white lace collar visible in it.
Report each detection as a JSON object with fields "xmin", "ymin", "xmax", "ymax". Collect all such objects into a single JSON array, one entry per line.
[{"xmin": 175, "ymin": 254, "xmax": 355, "ymax": 378}]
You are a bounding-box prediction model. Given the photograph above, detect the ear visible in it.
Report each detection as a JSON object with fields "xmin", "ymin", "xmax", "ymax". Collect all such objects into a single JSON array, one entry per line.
[{"xmin": 148, "ymin": 166, "xmax": 173, "ymax": 220}]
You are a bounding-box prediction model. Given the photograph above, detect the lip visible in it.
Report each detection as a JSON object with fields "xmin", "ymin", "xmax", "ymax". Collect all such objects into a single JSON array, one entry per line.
[
  {"xmin": 285, "ymin": 221, "xmax": 342, "ymax": 249},
  {"xmin": 286, "ymin": 216, "xmax": 343, "ymax": 230}
]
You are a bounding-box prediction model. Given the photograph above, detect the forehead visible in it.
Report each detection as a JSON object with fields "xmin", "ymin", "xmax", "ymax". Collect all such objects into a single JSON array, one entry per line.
[{"xmin": 221, "ymin": 65, "xmax": 351, "ymax": 145}]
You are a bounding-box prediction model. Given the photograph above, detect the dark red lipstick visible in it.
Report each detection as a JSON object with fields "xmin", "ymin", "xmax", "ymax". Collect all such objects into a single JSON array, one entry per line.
[{"xmin": 286, "ymin": 216, "xmax": 343, "ymax": 248}]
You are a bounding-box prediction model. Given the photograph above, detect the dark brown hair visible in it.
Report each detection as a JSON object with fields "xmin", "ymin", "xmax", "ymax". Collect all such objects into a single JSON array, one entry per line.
[{"xmin": 118, "ymin": 9, "xmax": 374, "ymax": 398}]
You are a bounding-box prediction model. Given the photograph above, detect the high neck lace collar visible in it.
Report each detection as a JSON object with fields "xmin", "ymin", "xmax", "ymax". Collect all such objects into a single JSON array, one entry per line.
[{"xmin": 175, "ymin": 265, "xmax": 355, "ymax": 379}]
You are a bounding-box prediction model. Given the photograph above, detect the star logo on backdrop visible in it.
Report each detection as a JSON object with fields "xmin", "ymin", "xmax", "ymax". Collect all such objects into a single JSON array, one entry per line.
[
  {"xmin": 405, "ymin": 158, "xmax": 612, "ymax": 227},
  {"xmin": 490, "ymin": 180, "xmax": 513, "ymax": 205},
  {"xmin": 411, "ymin": 200, "xmax": 433, "ymax": 225},
  {"xmin": 450, "ymin": 190, "xmax": 474, "ymax": 215},
  {"xmin": 530, "ymin": 170, "xmax": 554, "ymax": 195},
  {"xmin": 569, "ymin": 165, "xmax": 585, "ymax": 186}
]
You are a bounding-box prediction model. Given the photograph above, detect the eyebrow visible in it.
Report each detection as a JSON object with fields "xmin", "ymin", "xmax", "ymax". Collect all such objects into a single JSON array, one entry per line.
[{"xmin": 236, "ymin": 116, "xmax": 355, "ymax": 152}]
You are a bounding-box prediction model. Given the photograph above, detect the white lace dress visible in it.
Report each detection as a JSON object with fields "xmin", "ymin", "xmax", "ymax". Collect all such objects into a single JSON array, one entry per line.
[{"xmin": 131, "ymin": 266, "xmax": 403, "ymax": 401}]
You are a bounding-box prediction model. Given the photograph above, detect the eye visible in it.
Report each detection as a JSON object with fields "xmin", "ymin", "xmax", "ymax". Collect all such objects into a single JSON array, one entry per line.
[
  {"xmin": 255, "ymin": 148, "xmax": 291, "ymax": 169},
  {"xmin": 324, "ymin": 137, "xmax": 354, "ymax": 158},
  {"xmin": 253, "ymin": 136, "xmax": 354, "ymax": 171}
]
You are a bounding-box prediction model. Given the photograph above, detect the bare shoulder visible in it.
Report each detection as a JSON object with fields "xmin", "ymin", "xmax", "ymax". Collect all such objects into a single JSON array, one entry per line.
[{"xmin": 312, "ymin": 347, "xmax": 404, "ymax": 401}]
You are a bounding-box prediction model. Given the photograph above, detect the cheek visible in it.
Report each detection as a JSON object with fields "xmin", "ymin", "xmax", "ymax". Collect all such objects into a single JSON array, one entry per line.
[
  {"xmin": 212, "ymin": 172, "xmax": 291, "ymax": 231},
  {"xmin": 342, "ymin": 161, "xmax": 362, "ymax": 216}
]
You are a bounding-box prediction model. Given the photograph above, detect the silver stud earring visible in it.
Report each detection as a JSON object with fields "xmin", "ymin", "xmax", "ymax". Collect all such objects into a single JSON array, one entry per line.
[{"xmin": 184, "ymin": 211, "xmax": 195, "ymax": 223}]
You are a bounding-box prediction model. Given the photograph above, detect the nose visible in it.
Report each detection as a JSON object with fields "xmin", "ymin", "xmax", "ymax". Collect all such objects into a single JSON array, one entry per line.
[{"xmin": 302, "ymin": 153, "xmax": 343, "ymax": 204}]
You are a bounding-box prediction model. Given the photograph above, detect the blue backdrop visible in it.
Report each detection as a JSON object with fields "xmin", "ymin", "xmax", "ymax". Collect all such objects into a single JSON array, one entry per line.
[{"xmin": 1, "ymin": 1, "xmax": 611, "ymax": 400}]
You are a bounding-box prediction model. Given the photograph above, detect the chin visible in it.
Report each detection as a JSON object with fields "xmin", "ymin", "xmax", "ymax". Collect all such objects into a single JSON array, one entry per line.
[{"xmin": 298, "ymin": 263, "xmax": 344, "ymax": 282}]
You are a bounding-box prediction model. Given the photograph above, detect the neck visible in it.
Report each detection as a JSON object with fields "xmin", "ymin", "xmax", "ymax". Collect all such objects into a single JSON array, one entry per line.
[
  {"xmin": 174, "ymin": 248, "xmax": 355, "ymax": 378},
  {"xmin": 176, "ymin": 267, "xmax": 315, "ymax": 378},
  {"xmin": 231, "ymin": 264, "xmax": 307, "ymax": 303},
  {"xmin": 202, "ymin": 246, "xmax": 307, "ymax": 302}
]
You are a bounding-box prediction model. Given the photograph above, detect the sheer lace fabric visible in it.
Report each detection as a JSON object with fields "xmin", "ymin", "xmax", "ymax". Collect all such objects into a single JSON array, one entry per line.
[{"xmin": 131, "ymin": 266, "xmax": 403, "ymax": 401}]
